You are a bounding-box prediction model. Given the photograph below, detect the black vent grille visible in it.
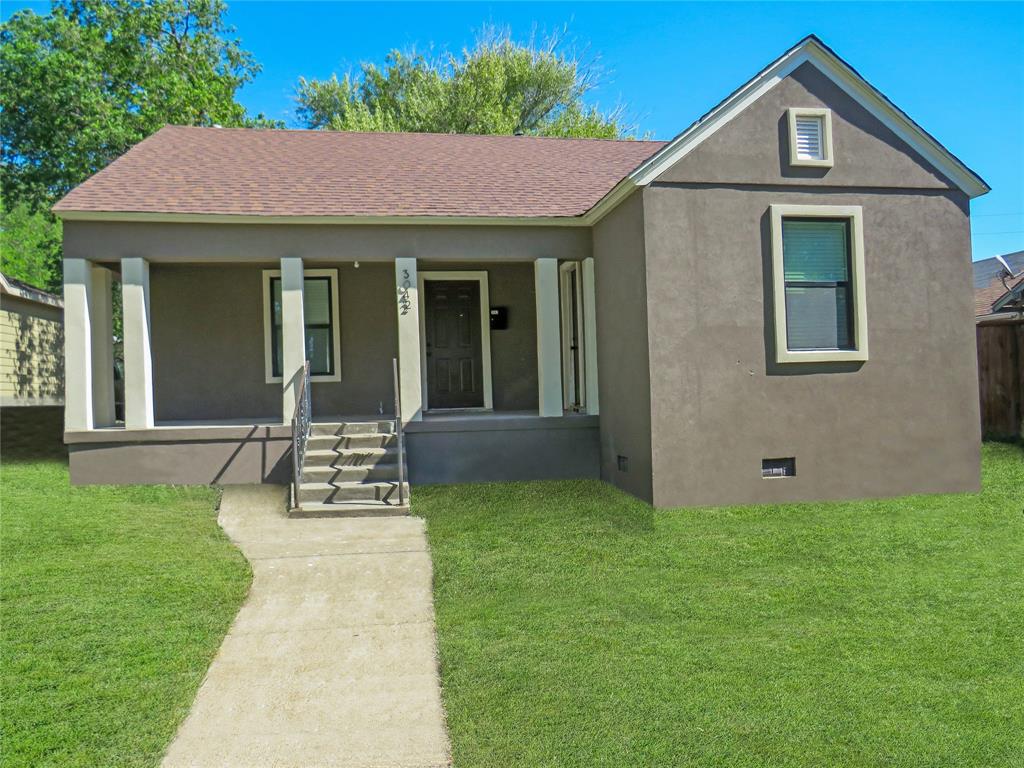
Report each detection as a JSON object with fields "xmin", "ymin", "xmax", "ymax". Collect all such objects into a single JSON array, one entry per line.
[{"xmin": 762, "ymin": 457, "xmax": 796, "ymax": 478}]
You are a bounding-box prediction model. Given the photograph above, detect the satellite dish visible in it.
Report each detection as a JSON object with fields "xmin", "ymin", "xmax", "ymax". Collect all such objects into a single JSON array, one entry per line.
[{"xmin": 995, "ymin": 254, "xmax": 1024, "ymax": 279}]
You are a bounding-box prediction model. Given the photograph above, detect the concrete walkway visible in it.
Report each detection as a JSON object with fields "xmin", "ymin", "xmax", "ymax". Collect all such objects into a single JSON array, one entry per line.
[{"xmin": 162, "ymin": 485, "xmax": 451, "ymax": 768}]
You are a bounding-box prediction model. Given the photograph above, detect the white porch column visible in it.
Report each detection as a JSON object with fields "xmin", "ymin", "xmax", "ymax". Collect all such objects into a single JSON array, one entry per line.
[
  {"xmin": 280, "ymin": 256, "xmax": 306, "ymax": 422},
  {"xmin": 394, "ymin": 257, "xmax": 422, "ymax": 422},
  {"xmin": 121, "ymin": 257, "xmax": 154, "ymax": 429},
  {"xmin": 64, "ymin": 261, "xmax": 115, "ymax": 430},
  {"xmin": 535, "ymin": 258, "xmax": 563, "ymax": 417},
  {"xmin": 581, "ymin": 257, "xmax": 600, "ymax": 415}
]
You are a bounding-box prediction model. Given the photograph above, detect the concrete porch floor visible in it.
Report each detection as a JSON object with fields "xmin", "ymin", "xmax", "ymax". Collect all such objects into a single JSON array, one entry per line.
[{"xmin": 160, "ymin": 485, "xmax": 451, "ymax": 768}]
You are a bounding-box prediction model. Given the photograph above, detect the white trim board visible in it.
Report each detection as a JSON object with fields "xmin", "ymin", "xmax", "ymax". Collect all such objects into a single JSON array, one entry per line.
[
  {"xmin": 417, "ymin": 271, "xmax": 494, "ymax": 412},
  {"xmin": 769, "ymin": 204, "xmax": 869, "ymax": 364},
  {"xmin": 261, "ymin": 268, "xmax": 342, "ymax": 384},
  {"xmin": 55, "ymin": 210, "xmax": 593, "ymax": 227}
]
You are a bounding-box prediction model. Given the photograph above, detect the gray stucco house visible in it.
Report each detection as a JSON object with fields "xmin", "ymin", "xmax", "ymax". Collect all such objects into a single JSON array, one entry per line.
[{"xmin": 55, "ymin": 36, "xmax": 989, "ymax": 512}]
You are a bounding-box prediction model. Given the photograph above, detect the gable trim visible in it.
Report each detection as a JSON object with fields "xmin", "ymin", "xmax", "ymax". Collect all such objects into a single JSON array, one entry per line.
[{"xmin": 589, "ymin": 35, "xmax": 988, "ymax": 224}]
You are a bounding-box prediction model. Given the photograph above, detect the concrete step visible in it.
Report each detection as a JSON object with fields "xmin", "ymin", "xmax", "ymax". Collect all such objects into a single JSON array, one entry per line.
[
  {"xmin": 307, "ymin": 433, "xmax": 397, "ymax": 450},
  {"xmin": 301, "ymin": 463, "xmax": 402, "ymax": 484},
  {"xmin": 304, "ymin": 447, "xmax": 399, "ymax": 468},
  {"xmin": 298, "ymin": 481, "xmax": 409, "ymax": 505},
  {"xmin": 291, "ymin": 500, "xmax": 410, "ymax": 519},
  {"xmin": 310, "ymin": 420, "xmax": 396, "ymax": 437}
]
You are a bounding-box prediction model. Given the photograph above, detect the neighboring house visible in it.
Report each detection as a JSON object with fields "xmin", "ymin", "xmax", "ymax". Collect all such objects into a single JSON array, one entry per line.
[
  {"xmin": 0, "ymin": 272, "xmax": 63, "ymax": 407},
  {"xmin": 0, "ymin": 272, "xmax": 65, "ymax": 455},
  {"xmin": 53, "ymin": 36, "xmax": 989, "ymax": 511},
  {"xmin": 973, "ymin": 251, "xmax": 1023, "ymax": 440},
  {"xmin": 974, "ymin": 250, "xmax": 1024, "ymax": 319}
]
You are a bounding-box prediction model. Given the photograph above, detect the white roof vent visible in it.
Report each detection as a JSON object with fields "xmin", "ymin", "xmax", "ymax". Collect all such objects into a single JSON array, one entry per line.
[{"xmin": 787, "ymin": 108, "xmax": 834, "ymax": 168}]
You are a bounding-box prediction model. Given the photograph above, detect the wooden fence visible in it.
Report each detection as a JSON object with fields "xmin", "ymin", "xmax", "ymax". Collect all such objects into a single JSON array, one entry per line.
[{"xmin": 977, "ymin": 316, "xmax": 1024, "ymax": 440}]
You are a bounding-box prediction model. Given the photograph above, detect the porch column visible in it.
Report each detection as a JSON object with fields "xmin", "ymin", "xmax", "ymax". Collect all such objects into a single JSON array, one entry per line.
[
  {"xmin": 121, "ymin": 257, "xmax": 154, "ymax": 429},
  {"xmin": 63, "ymin": 260, "xmax": 115, "ymax": 430},
  {"xmin": 534, "ymin": 258, "xmax": 563, "ymax": 417},
  {"xmin": 581, "ymin": 257, "xmax": 600, "ymax": 415},
  {"xmin": 280, "ymin": 256, "xmax": 306, "ymax": 422},
  {"xmin": 394, "ymin": 257, "xmax": 422, "ymax": 422}
]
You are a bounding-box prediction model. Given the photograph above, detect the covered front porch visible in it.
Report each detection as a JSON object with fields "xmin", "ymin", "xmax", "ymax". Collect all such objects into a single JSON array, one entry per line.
[{"xmin": 63, "ymin": 251, "xmax": 601, "ymax": 488}]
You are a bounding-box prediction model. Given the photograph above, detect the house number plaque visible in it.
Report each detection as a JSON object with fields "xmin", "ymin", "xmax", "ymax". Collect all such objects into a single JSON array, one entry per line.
[{"xmin": 398, "ymin": 269, "xmax": 413, "ymax": 316}]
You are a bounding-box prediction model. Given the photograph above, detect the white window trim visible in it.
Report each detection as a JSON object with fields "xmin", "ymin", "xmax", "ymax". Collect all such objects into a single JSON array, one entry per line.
[
  {"xmin": 262, "ymin": 268, "xmax": 342, "ymax": 384},
  {"xmin": 417, "ymin": 271, "xmax": 494, "ymax": 412},
  {"xmin": 770, "ymin": 204, "xmax": 868, "ymax": 364},
  {"xmin": 787, "ymin": 107, "xmax": 834, "ymax": 168}
]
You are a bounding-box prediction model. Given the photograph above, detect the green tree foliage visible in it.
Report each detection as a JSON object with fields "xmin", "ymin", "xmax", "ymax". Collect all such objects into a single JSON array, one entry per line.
[
  {"xmin": 0, "ymin": 0, "xmax": 272, "ymax": 210},
  {"xmin": 296, "ymin": 27, "xmax": 631, "ymax": 139},
  {"xmin": 0, "ymin": 199, "xmax": 62, "ymax": 292},
  {"xmin": 0, "ymin": 0, "xmax": 278, "ymax": 289}
]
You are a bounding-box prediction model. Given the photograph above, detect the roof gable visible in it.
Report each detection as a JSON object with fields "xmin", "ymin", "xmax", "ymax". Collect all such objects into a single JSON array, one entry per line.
[
  {"xmin": 615, "ymin": 36, "xmax": 988, "ymax": 201},
  {"xmin": 651, "ymin": 61, "xmax": 959, "ymax": 190}
]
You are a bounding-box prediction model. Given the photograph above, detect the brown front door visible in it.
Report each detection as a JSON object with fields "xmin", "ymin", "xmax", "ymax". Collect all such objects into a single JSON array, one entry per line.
[{"xmin": 424, "ymin": 280, "xmax": 484, "ymax": 409}]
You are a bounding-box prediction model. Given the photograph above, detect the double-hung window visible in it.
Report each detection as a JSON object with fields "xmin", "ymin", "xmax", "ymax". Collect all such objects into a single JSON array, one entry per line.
[
  {"xmin": 263, "ymin": 269, "xmax": 341, "ymax": 382},
  {"xmin": 770, "ymin": 205, "xmax": 868, "ymax": 363}
]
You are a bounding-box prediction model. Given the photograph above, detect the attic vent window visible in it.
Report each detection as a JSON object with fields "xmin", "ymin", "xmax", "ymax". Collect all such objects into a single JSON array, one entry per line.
[{"xmin": 787, "ymin": 108, "xmax": 834, "ymax": 168}]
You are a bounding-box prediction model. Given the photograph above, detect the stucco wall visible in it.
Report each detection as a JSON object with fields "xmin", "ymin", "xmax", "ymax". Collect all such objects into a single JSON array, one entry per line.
[
  {"xmin": 643, "ymin": 185, "xmax": 979, "ymax": 507},
  {"xmin": 63, "ymin": 220, "xmax": 591, "ymax": 264},
  {"xmin": 149, "ymin": 261, "xmax": 539, "ymax": 421},
  {"xmin": 655, "ymin": 62, "xmax": 957, "ymax": 191},
  {"xmin": 0, "ymin": 293, "xmax": 64, "ymax": 406},
  {"xmin": 591, "ymin": 191, "xmax": 654, "ymax": 502},
  {"xmin": 638, "ymin": 59, "xmax": 980, "ymax": 507}
]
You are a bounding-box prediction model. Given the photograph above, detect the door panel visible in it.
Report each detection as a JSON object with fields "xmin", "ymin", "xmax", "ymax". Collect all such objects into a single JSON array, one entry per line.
[{"xmin": 425, "ymin": 280, "xmax": 484, "ymax": 409}]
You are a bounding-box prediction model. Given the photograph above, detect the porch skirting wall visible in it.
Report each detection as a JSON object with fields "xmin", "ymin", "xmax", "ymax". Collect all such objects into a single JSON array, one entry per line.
[
  {"xmin": 404, "ymin": 414, "xmax": 599, "ymax": 484},
  {"xmin": 65, "ymin": 425, "xmax": 293, "ymax": 485},
  {"xmin": 64, "ymin": 415, "xmax": 599, "ymax": 486}
]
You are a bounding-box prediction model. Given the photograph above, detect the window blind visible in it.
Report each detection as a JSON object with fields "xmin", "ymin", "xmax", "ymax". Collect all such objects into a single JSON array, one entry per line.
[{"xmin": 782, "ymin": 219, "xmax": 853, "ymax": 350}]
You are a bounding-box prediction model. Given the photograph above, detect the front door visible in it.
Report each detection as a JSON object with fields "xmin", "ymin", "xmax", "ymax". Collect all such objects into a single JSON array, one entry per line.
[{"xmin": 424, "ymin": 280, "xmax": 484, "ymax": 409}]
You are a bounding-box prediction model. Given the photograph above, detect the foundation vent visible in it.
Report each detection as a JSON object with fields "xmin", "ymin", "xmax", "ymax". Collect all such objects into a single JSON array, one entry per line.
[
  {"xmin": 617, "ymin": 455, "xmax": 629, "ymax": 472},
  {"xmin": 762, "ymin": 457, "xmax": 796, "ymax": 478}
]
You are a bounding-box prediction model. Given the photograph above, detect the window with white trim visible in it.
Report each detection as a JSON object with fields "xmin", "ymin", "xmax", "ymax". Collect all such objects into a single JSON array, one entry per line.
[
  {"xmin": 769, "ymin": 205, "xmax": 868, "ymax": 364},
  {"xmin": 787, "ymin": 108, "xmax": 834, "ymax": 168},
  {"xmin": 262, "ymin": 269, "xmax": 341, "ymax": 382}
]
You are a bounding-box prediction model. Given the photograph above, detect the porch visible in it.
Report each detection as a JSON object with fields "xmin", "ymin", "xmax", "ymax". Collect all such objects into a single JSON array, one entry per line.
[{"xmin": 63, "ymin": 254, "xmax": 602, "ymax": 497}]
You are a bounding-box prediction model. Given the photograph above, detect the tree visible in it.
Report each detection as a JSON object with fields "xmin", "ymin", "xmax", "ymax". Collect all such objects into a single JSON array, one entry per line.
[
  {"xmin": 0, "ymin": 0, "xmax": 277, "ymax": 214},
  {"xmin": 295, "ymin": 27, "xmax": 632, "ymax": 139},
  {"xmin": 0, "ymin": 198, "xmax": 62, "ymax": 292}
]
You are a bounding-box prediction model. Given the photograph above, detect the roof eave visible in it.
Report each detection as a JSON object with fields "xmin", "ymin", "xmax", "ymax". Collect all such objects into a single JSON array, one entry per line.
[
  {"xmin": 0, "ymin": 273, "xmax": 63, "ymax": 308},
  {"xmin": 53, "ymin": 209, "xmax": 595, "ymax": 227}
]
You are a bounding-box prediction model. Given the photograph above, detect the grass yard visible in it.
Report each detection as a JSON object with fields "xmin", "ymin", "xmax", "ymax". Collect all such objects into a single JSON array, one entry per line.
[
  {"xmin": 419, "ymin": 443, "xmax": 1024, "ymax": 768},
  {"xmin": 0, "ymin": 459, "xmax": 251, "ymax": 768}
]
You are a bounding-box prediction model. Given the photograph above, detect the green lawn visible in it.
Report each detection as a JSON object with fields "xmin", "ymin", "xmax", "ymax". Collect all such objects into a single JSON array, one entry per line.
[
  {"xmin": 0, "ymin": 459, "xmax": 251, "ymax": 768},
  {"xmin": 418, "ymin": 443, "xmax": 1024, "ymax": 768}
]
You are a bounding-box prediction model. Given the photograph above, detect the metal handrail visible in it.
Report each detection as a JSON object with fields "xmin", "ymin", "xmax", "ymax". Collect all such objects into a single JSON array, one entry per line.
[
  {"xmin": 392, "ymin": 358, "xmax": 406, "ymax": 506},
  {"xmin": 290, "ymin": 360, "xmax": 312, "ymax": 510}
]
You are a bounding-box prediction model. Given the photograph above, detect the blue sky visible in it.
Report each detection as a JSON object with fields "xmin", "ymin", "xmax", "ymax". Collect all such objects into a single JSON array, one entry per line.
[{"xmin": 4, "ymin": 1, "xmax": 1023, "ymax": 259}]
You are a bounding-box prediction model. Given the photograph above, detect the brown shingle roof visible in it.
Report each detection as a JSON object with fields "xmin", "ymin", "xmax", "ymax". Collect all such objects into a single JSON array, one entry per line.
[{"xmin": 53, "ymin": 126, "xmax": 667, "ymax": 219}]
